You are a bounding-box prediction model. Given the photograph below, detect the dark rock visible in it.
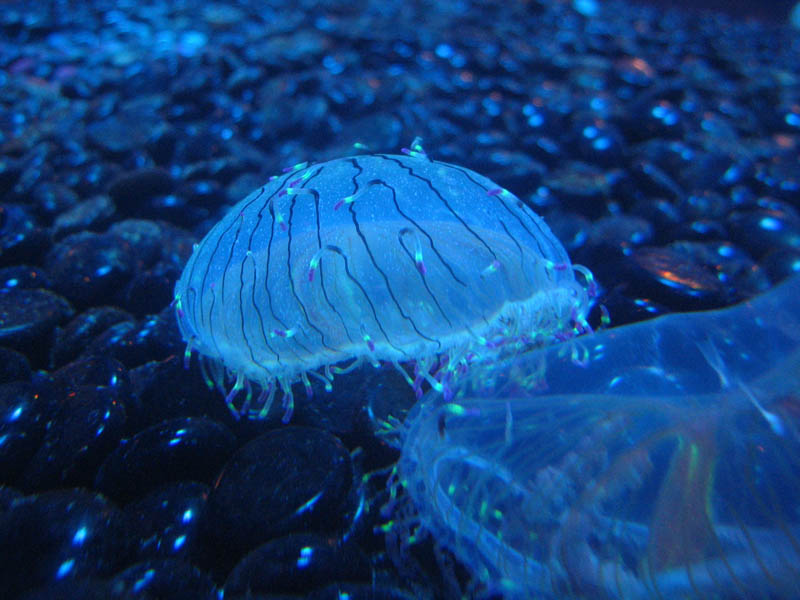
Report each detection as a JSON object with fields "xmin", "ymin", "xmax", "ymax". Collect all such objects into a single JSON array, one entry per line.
[
  {"xmin": 0, "ymin": 288, "xmax": 73, "ymax": 361},
  {"xmin": 225, "ymin": 533, "xmax": 371, "ymax": 596},
  {"xmin": 44, "ymin": 231, "xmax": 139, "ymax": 308},
  {"xmin": 21, "ymin": 384, "xmax": 127, "ymax": 491},
  {"xmin": 678, "ymin": 190, "xmax": 731, "ymax": 222},
  {"xmin": 141, "ymin": 193, "xmax": 210, "ymax": 226},
  {"xmin": 95, "ymin": 417, "xmax": 236, "ymax": 504},
  {"xmin": 110, "ymin": 559, "xmax": 218, "ymax": 600},
  {"xmin": 625, "ymin": 98, "xmax": 684, "ymax": 141},
  {"xmin": 31, "ymin": 182, "xmax": 80, "ymax": 224},
  {"xmin": 226, "ymin": 66, "xmax": 264, "ymax": 95},
  {"xmin": 671, "ymin": 240, "xmax": 769, "ymax": 298},
  {"xmin": 85, "ymin": 307, "xmax": 182, "ymax": 368},
  {"xmin": 0, "ymin": 204, "xmax": 49, "ymax": 267},
  {"xmin": 754, "ymin": 153, "xmax": 800, "ymax": 201},
  {"xmin": 108, "ymin": 219, "xmax": 165, "ymax": 268},
  {"xmin": 17, "ymin": 578, "xmax": 134, "ymax": 600},
  {"xmin": 589, "ymin": 215, "xmax": 653, "ymax": 249},
  {"xmin": 145, "ymin": 122, "xmax": 180, "ymax": 166},
  {"xmin": 0, "ymin": 489, "xmax": 131, "ymax": 597},
  {"xmin": 86, "ymin": 108, "xmax": 164, "ymax": 158},
  {"xmin": 728, "ymin": 201, "xmax": 800, "ymax": 258},
  {"xmin": 0, "ymin": 382, "xmax": 54, "ymax": 483},
  {"xmin": 674, "ymin": 218, "xmax": 728, "ymax": 241},
  {"xmin": 629, "ymin": 159, "xmax": 683, "ymax": 200},
  {"xmin": 72, "ymin": 160, "xmax": 124, "ymax": 199},
  {"xmin": 182, "ymin": 156, "xmax": 251, "ymax": 184},
  {"xmin": 122, "ymin": 260, "xmax": 180, "ymax": 317},
  {"xmin": 630, "ymin": 197, "xmax": 683, "ymax": 243},
  {"xmin": 52, "ymin": 195, "xmax": 115, "ymax": 238},
  {"xmin": 108, "ymin": 168, "xmax": 174, "ymax": 213},
  {"xmin": 170, "ymin": 66, "xmax": 217, "ymax": 103},
  {"xmin": 308, "ymin": 582, "xmax": 416, "ymax": 600},
  {"xmin": 471, "ymin": 149, "xmax": 546, "ymax": 196},
  {"xmin": 0, "ymin": 158, "xmax": 23, "ymax": 196},
  {"xmin": 572, "ymin": 115, "xmax": 625, "ymax": 167},
  {"xmin": 50, "ymin": 306, "xmax": 134, "ymax": 368},
  {"xmin": 599, "ymin": 286, "xmax": 671, "ymax": 327},
  {"xmin": 762, "ymin": 249, "xmax": 800, "ymax": 283},
  {"xmin": 543, "ymin": 211, "xmax": 592, "ymax": 253},
  {"xmin": 50, "ymin": 355, "xmax": 130, "ymax": 392},
  {"xmin": 178, "ymin": 179, "xmax": 227, "ymax": 209},
  {"xmin": 0, "ymin": 346, "xmax": 31, "ymax": 384},
  {"xmin": 127, "ymin": 354, "xmax": 232, "ymax": 431},
  {"xmin": 252, "ymin": 87, "xmax": 331, "ymax": 143},
  {"xmin": 541, "ymin": 162, "xmax": 621, "ymax": 219},
  {"xmin": 628, "ymin": 245, "xmax": 725, "ymax": 308},
  {"xmin": 0, "ymin": 265, "xmax": 51, "ymax": 290},
  {"xmin": 627, "ymin": 242, "xmax": 766, "ymax": 309},
  {"xmin": 0, "ymin": 486, "xmax": 23, "ymax": 513},
  {"xmin": 125, "ymin": 482, "xmax": 210, "ymax": 562},
  {"xmin": 204, "ymin": 427, "xmax": 353, "ymax": 555}
]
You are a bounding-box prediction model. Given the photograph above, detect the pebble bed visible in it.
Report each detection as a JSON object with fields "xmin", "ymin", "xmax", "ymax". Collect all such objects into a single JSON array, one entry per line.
[{"xmin": 0, "ymin": 0, "xmax": 798, "ymax": 598}]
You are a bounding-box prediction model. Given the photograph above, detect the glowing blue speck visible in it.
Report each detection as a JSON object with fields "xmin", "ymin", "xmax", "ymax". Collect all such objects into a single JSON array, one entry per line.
[
  {"xmin": 536, "ymin": 137, "xmax": 558, "ymax": 154},
  {"xmin": 759, "ymin": 216, "xmax": 782, "ymax": 231},
  {"xmin": 482, "ymin": 97, "xmax": 501, "ymax": 117},
  {"xmin": 435, "ymin": 43, "xmax": 453, "ymax": 59},
  {"xmin": 295, "ymin": 491, "xmax": 323, "ymax": 515},
  {"xmin": 296, "ymin": 546, "xmax": 313, "ymax": 569},
  {"xmin": 582, "ymin": 125, "xmax": 598, "ymax": 139},
  {"xmin": 527, "ymin": 113, "xmax": 544, "ymax": 127},
  {"xmin": 133, "ymin": 569, "xmax": 156, "ymax": 592},
  {"xmin": 590, "ymin": 96, "xmax": 608, "ymax": 111},
  {"xmin": 322, "ymin": 55, "xmax": 344, "ymax": 75},
  {"xmin": 573, "ymin": 0, "xmax": 599, "ymax": 16},
  {"xmin": 592, "ymin": 137, "xmax": 611, "ymax": 151},
  {"xmin": 179, "ymin": 31, "xmax": 207, "ymax": 56},
  {"xmin": 182, "ymin": 508, "xmax": 194, "ymax": 523},
  {"xmin": 56, "ymin": 559, "xmax": 75, "ymax": 579},
  {"xmin": 9, "ymin": 405, "xmax": 23, "ymax": 421},
  {"xmin": 72, "ymin": 526, "xmax": 88, "ymax": 545},
  {"xmin": 315, "ymin": 16, "xmax": 333, "ymax": 31},
  {"xmin": 722, "ymin": 165, "xmax": 740, "ymax": 183}
]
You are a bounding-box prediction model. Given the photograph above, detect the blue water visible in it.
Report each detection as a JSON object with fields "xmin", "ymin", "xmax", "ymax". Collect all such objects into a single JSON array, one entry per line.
[{"xmin": 399, "ymin": 273, "xmax": 800, "ymax": 599}]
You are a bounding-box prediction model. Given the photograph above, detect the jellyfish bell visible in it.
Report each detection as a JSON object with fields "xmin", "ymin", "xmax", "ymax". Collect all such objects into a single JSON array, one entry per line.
[{"xmin": 174, "ymin": 142, "xmax": 593, "ymax": 421}]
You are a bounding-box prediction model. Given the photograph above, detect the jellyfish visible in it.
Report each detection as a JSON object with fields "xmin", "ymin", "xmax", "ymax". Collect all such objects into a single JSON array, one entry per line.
[
  {"xmin": 396, "ymin": 273, "xmax": 800, "ymax": 599},
  {"xmin": 174, "ymin": 142, "xmax": 593, "ymax": 421}
]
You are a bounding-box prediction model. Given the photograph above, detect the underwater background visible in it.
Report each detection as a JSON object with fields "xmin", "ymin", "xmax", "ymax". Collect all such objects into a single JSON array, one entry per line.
[{"xmin": 0, "ymin": 0, "xmax": 799, "ymax": 598}]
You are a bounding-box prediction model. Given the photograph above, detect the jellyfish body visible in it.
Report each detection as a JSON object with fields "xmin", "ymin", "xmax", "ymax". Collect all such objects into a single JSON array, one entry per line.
[
  {"xmin": 174, "ymin": 151, "xmax": 591, "ymax": 420},
  {"xmin": 397, "ymin": 274, "xmax": 800, "ymax": 599}
]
